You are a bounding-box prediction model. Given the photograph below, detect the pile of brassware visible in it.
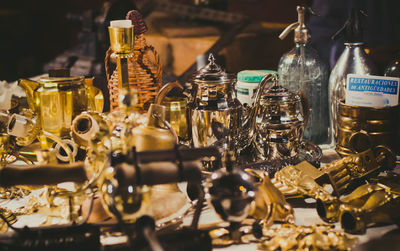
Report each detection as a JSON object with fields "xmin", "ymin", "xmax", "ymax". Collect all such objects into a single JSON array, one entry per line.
[{"xmin": 0, "ymin": 7, "xmax": 398, "ymax": 251}]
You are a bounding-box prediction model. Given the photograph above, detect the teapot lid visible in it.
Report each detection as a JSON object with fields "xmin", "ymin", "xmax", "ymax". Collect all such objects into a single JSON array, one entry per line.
[
  {"xmin": 39, "ymin": 68, "xmax": 84, "ymax": 84},
  {"xmin": 193, "ymin": 54, "xmax": 232, "ymax": 83},
  {"xmin": 262, "ymin": 81, "xmax": 299, "ymax": 101}
]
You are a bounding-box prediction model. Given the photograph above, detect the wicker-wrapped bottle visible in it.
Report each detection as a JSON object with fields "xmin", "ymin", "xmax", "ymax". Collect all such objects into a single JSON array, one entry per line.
[{"xmin": 105, "ymin": 10, "xmax": 162, "ymax": 112}]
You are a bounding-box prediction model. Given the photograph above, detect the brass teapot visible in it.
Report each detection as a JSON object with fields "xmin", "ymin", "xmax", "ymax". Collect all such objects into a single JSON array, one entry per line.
[
  {"xmin": 157, "ymin": 54, "xmax": 278, "ymax": 157},
  {"xmin": 18, "ymin": 69, "xmax": 89, "ymax": 138}
]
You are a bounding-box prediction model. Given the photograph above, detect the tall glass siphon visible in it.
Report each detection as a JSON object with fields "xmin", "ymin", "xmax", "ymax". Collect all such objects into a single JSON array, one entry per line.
[{"xmin": 278, "ymin": 6, "xmax": 329, "ymax": 144}]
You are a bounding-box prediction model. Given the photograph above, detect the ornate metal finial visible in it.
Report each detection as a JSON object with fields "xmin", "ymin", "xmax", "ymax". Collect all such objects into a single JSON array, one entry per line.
[{"xmin": 208, "ymin": 53, "xmax": 215, "ymax": 64}]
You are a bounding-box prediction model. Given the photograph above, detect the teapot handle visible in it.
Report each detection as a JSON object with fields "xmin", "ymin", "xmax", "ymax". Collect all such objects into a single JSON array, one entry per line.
[
  {"xmin": 155, "ymin": 81, "xmax": 184, "ymax": 104},
  {"xmin": 297, "ymin": 90, "xmax": 310, "ymax": 128}
]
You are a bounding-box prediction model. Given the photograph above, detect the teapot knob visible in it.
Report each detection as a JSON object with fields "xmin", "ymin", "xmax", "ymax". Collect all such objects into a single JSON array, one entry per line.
[{"xmin": 208, "ymin": 53, "xmax": 216, "ymax": 64}]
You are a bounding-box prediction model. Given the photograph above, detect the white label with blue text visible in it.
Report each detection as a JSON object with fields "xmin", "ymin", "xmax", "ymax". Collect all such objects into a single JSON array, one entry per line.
[{"xmin": 345, "ymin": 74, "xmax": 399, "ymax": 107}]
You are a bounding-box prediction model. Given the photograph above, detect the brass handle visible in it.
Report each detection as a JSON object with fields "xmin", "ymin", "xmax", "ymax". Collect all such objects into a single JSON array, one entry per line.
[
  {"xmin": 297, "ymin": 90, "xmax": 310, "ymax": 128},
  {"xmin": 42, "ymin": 131, "xmax": 75, "ymax": 163},
  {"xmin": 155, "ymin": 81, "xmax": 183, "ymax": 104}
]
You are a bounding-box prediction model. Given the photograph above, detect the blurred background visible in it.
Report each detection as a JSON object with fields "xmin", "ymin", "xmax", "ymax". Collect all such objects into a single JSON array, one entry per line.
[{"xmin": 1, "ymin": 0, "xmax": 400, "ymax": 82}]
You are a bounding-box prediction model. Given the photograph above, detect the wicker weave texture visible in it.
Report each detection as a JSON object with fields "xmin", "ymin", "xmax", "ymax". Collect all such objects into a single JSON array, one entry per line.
[{"xmin": 106, "ymin": 35, "xmax": 162, "ymax": 112}]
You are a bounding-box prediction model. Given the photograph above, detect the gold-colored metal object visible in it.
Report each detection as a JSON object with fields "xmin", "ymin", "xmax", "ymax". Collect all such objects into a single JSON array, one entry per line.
[
  {"xmin": 340, "ymin": 181, "xmax": 400, "ymax": 234},
  {"xmin": 0, "ymin": 132, "xmax": 33, "ymax": 166},
  {"xmin": 336, "ymin": 100, "xmax": 399, "ymax": 156},
  {"xmin": 0, "ymin": 208, "xmax": 17, "ymax": 232},
  {"xmin": 258, "ymin": 224, "xmax": 358, "ymax": 251},
  {"xmin": 84, "ymin": 77, "xmax": 104, "ymax": 112},
  {"xmin": 18, "ymin": 75, "xmax": 88, "ymax": 139},
  {"xmin": 107, "ymin": 88, "xmax": 146, "ymax": 154},
  {"xmin": 7, "ymin": 112, "xmax": 75, "ymax": 163},
  {"xmin": 108, "ymin": 21, "xmax": 134, "ymax": 90},
  {"xmin": 273, "ymin": 143, "xmax": 396, "ymax": 200},
  {"xmin": 100, "ymin": 162, "xmax": 152, "ymax": 222},
  {"xmin": 108, "ymin": 23, "xmax": 134, "ymax": 54},
  {"xmin": 246, "ymin": 169, "xmax": 294, "ymax": 226},
  {"xmin": 7, "ymin": 109, "xmax": 40, "ymax": 147},
  {"xmin": 273, "ymin": 161, "xmax": 336, "ymax": 203},
  {"xmin": 101, "ymin": 103, "xmax": 187, "ymax": 222},
  {"xmin": 319, "ymin": 145, "xmax": 396, "ymax": 195},
  {"xmin": 318, "ymin": 177, "xmax": 400, "ymax": 234},
  {"xmin": 155, "ymin": 81, "xmax": 190, "ymax": 143},
  {"xmin": 130, "ymin": 104, "xmax": 177, "ymax": 151}
]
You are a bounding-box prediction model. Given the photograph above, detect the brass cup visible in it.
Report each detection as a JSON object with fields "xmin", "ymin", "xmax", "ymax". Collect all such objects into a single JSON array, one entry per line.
[
  {"xmin": 339, "ymin": 100, "xmax": 399, "ymax": 119},
  {"xmin": 108, "ymin": 26, "xmax": 134, "ymax": 53}
]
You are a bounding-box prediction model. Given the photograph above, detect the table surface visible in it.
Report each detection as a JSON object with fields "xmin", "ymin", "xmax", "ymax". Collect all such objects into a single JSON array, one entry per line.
[{"xmin": 3, "ymin": 145, "xmax": 400, "ymax": 250}]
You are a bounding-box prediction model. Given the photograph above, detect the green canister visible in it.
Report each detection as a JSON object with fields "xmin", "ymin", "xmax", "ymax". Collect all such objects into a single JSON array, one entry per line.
[{"xmin": 236, "ymin": 70, "xmax": 278, "ymax": 106}]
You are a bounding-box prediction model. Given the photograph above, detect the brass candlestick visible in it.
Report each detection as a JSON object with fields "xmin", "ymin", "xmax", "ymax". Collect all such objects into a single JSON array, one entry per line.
[{"xmin": 108, "ymin": 20, "xmax": 134, "ymax": 90}]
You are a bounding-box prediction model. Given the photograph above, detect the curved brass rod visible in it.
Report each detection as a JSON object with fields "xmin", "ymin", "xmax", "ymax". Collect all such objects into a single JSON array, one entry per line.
[
  {"xmin": 155, "ymin": 81, "xmax": 183, "ymax": 105},
  {"xmin": 16, "ymin": 154, "xmax": 34, "ymax": 165},
  {"xmin": 41, "ymin": 131, "xmax": 75, "ymax": 163}
]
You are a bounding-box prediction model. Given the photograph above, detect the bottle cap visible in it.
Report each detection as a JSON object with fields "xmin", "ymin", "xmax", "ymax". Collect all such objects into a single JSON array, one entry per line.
[
  {"xmin": 279, "ymin": 6, "xmax": 316, "ymax": 44},
  {"xmin": 237, "ymin": 70, "xmax": 278, "ymax": 83}
]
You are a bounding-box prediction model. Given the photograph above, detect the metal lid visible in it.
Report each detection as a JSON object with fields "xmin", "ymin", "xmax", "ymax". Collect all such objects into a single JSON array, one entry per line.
[
  {"xmin": 193, "ymin": 54, "xmax": 232, "ymax": 84},
  {"xmin": 39, "ymin": 68, "xmax": 84, "ymax": 84},
  {"xmin": 262, "ymin": 81, "xmax": 299, "ymax": 102},
  {"xmin": 39, "ymin": 76, "xmax": 84, "ymax": 84}
]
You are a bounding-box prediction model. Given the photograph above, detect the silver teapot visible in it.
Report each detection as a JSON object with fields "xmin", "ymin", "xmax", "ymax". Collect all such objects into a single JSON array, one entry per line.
[
  {"xmin": 189, "ymin": 54, "xmax": 277, "ymax": 156},
  {"xmin": 254, "ymin": 81, "xmax": 309, "ymax": 160}
]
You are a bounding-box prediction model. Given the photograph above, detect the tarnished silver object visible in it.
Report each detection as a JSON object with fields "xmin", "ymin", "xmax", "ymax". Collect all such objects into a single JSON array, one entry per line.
[
  {"xmin": 190, "ymin": 54, "xmax": 277, "ymax": 157},
  {"xmin": 255, "ymin": 82, "xmax": 308, "ymax": 160}
]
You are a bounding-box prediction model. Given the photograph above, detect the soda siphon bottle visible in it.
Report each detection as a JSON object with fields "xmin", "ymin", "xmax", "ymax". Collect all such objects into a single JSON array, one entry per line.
[
  {"xmin": 328, "ymin": 8, "xmax": 376, "ymax": 145},
  {"xmin": 278, "ymin": 6, "xmax": 329, "ymax": 144}
]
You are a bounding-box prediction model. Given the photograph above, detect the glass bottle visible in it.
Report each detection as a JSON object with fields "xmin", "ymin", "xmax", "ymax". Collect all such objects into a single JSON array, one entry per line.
[
  {"xmin": 278, "ymin": 6, "xmax": 329, "ymax": 144},
  {"xmin": 328, "ymin": 9, "xmax": 376, "ymax": 145}
]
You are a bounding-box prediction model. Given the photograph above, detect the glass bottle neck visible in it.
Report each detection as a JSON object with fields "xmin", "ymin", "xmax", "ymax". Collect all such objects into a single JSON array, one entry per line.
[
  {"xmin": 295, "ymin": 42, "xmax": 308, "ymax": 48},
  {"xmin": 344, "ymin": 42, "xmax": 364, "ymax": 48}
]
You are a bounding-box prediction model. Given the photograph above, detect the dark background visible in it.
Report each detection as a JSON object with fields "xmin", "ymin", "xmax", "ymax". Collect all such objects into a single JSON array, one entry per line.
[{"xmin": 1, "ymin": 0, "xmax": 400, "ymax": 82}]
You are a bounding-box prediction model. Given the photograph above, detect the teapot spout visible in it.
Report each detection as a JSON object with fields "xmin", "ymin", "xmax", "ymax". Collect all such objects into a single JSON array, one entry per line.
[
  {"xmin": 242, "ymin": 73, "xmax": 278, "ymax": 141},
  {"xmin": 18, "ymin": 79, "xmax": 39, "ymax": 111}
]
